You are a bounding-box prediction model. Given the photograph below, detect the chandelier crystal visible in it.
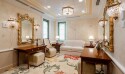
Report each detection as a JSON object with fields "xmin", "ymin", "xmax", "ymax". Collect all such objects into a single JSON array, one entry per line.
[
  {"xmin": 106, "ymin": 0, "xmax": 121, "ymax": 19},
  {"xmin": 62, "ymin": 6, "xmax": 74, "ymax": 15}
]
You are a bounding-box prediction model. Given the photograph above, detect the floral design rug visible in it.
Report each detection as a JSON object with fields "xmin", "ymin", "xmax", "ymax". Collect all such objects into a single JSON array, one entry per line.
[{"xmin": 2, "ymin": 54, "xmax": 81, "ymax": 74}]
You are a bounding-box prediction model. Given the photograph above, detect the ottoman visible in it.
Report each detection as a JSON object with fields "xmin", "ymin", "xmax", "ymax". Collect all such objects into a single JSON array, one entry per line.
[{"xmin": 29, "ymin": 52, "xmax": 45, "ymax": 66}]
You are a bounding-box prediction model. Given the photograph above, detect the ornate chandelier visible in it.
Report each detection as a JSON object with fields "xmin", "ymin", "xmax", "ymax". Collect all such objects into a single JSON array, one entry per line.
[
  {"xmin": 62, "ymin": 6, "xmax": 74, "ymax": 15},
  {"xmin": 106, "ymin": 0, "xmax": 121, "ymax": 19}
]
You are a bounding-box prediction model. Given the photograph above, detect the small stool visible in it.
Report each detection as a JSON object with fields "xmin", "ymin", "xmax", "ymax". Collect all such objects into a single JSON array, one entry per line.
[{"xmin": 29, "ymin": 52, "xmax": 45, "ymax": 66}]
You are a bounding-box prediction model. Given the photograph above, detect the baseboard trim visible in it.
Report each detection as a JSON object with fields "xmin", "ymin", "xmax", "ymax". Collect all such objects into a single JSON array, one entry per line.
[
  {"xmin": 0, "ymin": 64, "xmax": 16, "ymax": 73},
  {"xmin": 0, "ymin": 48, "xmax": 14, "ymax": 53},
  {"xmin": 103, "ymin": 49, "xmax": 125, "ymax": 74}
]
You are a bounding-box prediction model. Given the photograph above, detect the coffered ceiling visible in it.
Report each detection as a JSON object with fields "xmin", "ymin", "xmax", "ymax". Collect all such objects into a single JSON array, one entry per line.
[{"xmin": 5, "ymin": 0, "xmax": 106, "ymax": 19}]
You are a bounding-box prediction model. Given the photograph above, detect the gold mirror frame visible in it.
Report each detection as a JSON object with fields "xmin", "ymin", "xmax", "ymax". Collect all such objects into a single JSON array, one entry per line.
[
  {"xmin": 102, "ymin": 6, "xmax": 114, "ymax": 52},
  {"xmin": 109, "ymin": 17, "xmax": 114, "ymax": 52},
  {"xmin": 17, "ymin": 13, "xmax": 34, "ymax": 45},
  {"xmin": 103, "ymin": 17, "xmax": 114, "ymax": 52}
]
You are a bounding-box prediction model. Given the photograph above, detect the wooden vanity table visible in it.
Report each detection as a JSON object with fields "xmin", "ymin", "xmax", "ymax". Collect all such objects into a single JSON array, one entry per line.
[
  {"xmin": 80, "ymin": 48, "xmax": 111, "ymax": 74},
  {"xmin": 15, "ymin": 45, "xmax": 46, "ymax": 69}
]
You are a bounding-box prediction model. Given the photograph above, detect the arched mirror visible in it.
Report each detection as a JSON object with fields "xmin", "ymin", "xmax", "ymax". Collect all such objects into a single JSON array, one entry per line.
[{"xmin": 17, "ymin": 13, "xmax": 34, "ymax": 45}]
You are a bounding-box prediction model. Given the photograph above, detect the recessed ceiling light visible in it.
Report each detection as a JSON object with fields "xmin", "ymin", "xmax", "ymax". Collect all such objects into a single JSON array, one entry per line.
[
  {"xmin": 79, "ymin": 0, "xmax": 83, "ymax": 2},
  {"xmin": 82, "ymin": 10, "xmax": 85, "ymax": 13},
  {"xmin": 47, "ymin": 6, "xmax": 51, "ymax": 8}
]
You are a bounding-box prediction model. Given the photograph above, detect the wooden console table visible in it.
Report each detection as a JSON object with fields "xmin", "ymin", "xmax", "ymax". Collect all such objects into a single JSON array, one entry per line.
[
  {"xmin": 80, "ymin": 48, "xmax": 111, "ymax": 74},
  {"xmin": 84, "ymin": 45, "xmax": 95, "ymax": 48},
  {"xmin": 52, "ymin": 43, "xmax": 62, "ymax": 53},
  {"xmin": 15, "ymin": 45, "xmax": 46, "ymax": 69}
]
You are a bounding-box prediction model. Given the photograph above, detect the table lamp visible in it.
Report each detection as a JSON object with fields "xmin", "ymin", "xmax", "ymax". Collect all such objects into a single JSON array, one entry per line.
[
  {"xmin": 56, "ymin": 36, "xmax": 60, "ymax": 43},
  {"xmin": 89, "ymin": 36, "xmax": 94, "ymax": 46}
]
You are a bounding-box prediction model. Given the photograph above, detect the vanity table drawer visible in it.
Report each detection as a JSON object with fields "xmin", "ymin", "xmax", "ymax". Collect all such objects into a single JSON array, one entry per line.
[{"xmin": 26, "ymin": 49, "xmax": 36, "ymax": 53}]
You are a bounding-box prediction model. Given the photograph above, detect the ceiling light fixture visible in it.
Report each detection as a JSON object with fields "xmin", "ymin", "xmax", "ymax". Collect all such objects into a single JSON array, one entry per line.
[
  {"xmin": 79, "ymin": 0, "xmax": 83, "ymax": 2},
  {"xmin": 62, "ymin": 6, "xmax": 74, "ymax": 15}
]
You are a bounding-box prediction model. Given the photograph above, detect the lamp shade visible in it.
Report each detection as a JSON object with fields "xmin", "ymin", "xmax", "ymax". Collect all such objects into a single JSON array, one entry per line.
[
  {"xmin": 89, "ymin": 36, "xmax": 94, "ymax": 41},
  {"xmin": 56, "ymin": 36, "xmax": 60, "ymax": 40}
]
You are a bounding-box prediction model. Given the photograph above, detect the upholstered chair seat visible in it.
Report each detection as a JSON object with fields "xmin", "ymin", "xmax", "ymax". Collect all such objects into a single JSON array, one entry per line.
[{"xmin": 43, "ymin": 38, "xmax": 57, "ymax": 57}]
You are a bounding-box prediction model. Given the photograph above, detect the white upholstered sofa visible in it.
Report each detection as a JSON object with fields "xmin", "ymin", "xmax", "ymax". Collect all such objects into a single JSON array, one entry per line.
[{"xmin": 60, "ymin": 40, "xmax": 85, "ymax": 56}]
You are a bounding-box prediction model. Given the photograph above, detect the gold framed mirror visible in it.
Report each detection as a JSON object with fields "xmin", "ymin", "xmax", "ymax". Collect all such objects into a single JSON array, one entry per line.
[
  {"xmin": 104, "ymin": 16, "xmax": 114, "ymax": 52},
  {"xmin": 17, "ymin": 13, "xmax": 34, "ymax": 45}
]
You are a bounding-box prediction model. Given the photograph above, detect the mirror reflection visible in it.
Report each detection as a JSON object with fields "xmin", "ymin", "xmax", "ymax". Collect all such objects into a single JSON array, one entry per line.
[
  {"xmin": 21, "ymin": 20, "xmax": 32, "ymax": 43},
  {"xmin": 17, "ymin": 13, "xmax": 34, "ymax": 45},
  {"xmin": 105, "ymin": 21, "xmax": 109, "ymax": 41}
]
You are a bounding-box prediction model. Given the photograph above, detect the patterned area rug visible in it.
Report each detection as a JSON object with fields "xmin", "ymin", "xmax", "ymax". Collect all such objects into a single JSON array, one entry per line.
[{"xmin": 2, "ymin": 54, "xmax": 81, "ymax": 74}]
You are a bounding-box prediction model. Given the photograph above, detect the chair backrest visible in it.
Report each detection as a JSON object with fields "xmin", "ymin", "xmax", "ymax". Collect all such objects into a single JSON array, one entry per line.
[{"xmin": 43, "ymin": 38, "xmax": 52, "ymax": 48}]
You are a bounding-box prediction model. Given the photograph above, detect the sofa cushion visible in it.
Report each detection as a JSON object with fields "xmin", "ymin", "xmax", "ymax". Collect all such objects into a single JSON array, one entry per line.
[
  {"xmin": 63, "ymin": 40, "xmax": 85, "ymax": 47},
  {"xmin": 61, "ymin": 46, "xmax": 83, "ymax": 51}
]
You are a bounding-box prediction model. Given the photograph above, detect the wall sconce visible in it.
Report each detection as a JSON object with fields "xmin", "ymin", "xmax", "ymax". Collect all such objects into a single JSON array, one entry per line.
[
  {"xmin": 34, "ymin": 24, "xmax": 40, "ymax": 31},
  {"xmin": 2, "ymin": 18, "xmax": 18, "ymax": 29},
  {"xmin": 98, "ymin": 18, "xmax": 108, "ymax": 26},
  {"xmin": 106, "ymin": 0, "xmax": 121, "ymax": 20}
]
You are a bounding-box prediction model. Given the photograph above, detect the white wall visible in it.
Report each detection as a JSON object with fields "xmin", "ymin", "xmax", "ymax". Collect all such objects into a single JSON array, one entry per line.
[
  {"xmin": 57, "ymin": 18, "xmax": 99, "ymax": 42},
  {"xmin": 0, "ymin": 0, "xmax": 55, "ymax": 50},
  {"xmin": 0, "ymin": 0, "xmax": 55, "ymax": 72}
]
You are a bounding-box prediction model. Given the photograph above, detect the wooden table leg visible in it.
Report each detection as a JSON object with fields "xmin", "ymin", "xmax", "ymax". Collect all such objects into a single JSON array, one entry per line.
[
  {"xmin": 17, "ymin": 51, "xmax": 19, "ymax": 66},
  {"xmin": 81, "ymin": 58, "xmax": 83, "ymax": 74},
  {"xmin": 26, "ymin": 54, "xmax": 30, "ymax": 69},
  {"xmin": 107, "ymin": 63, "xmax": 110, "ymax": 74}
]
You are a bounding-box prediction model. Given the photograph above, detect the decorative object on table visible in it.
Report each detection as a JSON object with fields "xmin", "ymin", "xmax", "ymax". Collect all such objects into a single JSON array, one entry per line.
[
  {"xmin": 56, "ymin": 36, "xmax": 60, "ymax": 43},
  {"xmin": 95, "ymin": 42, "xmax": 102, "ymax": 56},
  {"xmin": 104, "ymin": 40, "xmax": 109, "ymax": 49},
  {"xmin": 88, "ymin": 36, "xmax": 94, "ymax": 47},
  {"xmin": 35, "ymin": 38, "xmax": 41, "ymax": 46}
]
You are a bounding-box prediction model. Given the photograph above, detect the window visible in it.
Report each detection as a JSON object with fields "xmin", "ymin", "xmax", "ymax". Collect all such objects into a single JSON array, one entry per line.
[
  {"xmin": 58, "ymin": 22, "xmax": 66, "ymax": 41},
  {"xmin": 43, "ymin": 19, "xmax": 49, "ymax": 38}
]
